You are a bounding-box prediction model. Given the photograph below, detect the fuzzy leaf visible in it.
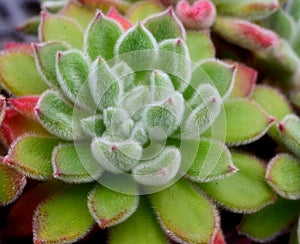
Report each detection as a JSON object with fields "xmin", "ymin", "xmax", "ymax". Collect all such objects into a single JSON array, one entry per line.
[
  {"xmin": 278, "ymin": 114, "xmax": 300, "ymax": 158},
  {"xmin": 33, "ymin": 184, "xmax": 94, "ymax": 243},
  {"xmin": 215, "ymin": 99, "xmax": 274, "ymax": 145},
  {"xmin": 84, "ymin": 11, "xmax": 122, "ymax": 60},
  {"xmin": 0, "ymin": 51, "xmax": 48, "ymax": 95},
  {"xmin": 144, "ymin": 8, "xmax": 185, "ymax": 42},
  {"xmin": 132, "ymin": 146, "xmax": 181, "ymax": 186},
  {"xmin": 91, "ymin": 137, "xmax": 142, "ymax": 174},
  {"xmin": 227, "ymin": 61, "xmax": 257, "ymax": 98},
  {"xmin": 186, "ymin": 138, "xmax": 236, "ymax": 182},
  {"xmin": 60, "ymin": 0, "xmax": 94, "ymax": 30},
  {"xmin": 239, "ymin": 197, "xmax": 300, "ymax": 241},
  {"xmin": 39, "ymin": 12, "xmax": 83, "ymax": 49},
  {"xmin": 199, "ymin": 152, "xmax": 276, "ymax": 213},
  {"xmin": 252, "ymin": 85, "xmax": 292, "ymax": 141},
  {"xmin": 0, "ymin": 160, "xmax": 26, "ymax": 206},
  {"xmin": 107, "ymin": 7, "xmax": 132, "ymax": 30},
  {"xmin": 110, "ymin": 197, "xmax": 168, "ymax": 244},
  {"xmin": 127, "ymin": 1, "xmax": 164, "ymax": 23},
  {"xmin": 5, "ymin": 136, "xmax": 61, "ymax": 180},
  {"xmin": 35, "ymin": 90, "xmax": 84, "ymax": 140},
  {"xmin": 213, "ymin": 0, "xmax": 279, "ymax": 20},
  {"xmin": 88, "ymin": 184, "xmax": 138, "ymax": 228},
  {"xmin": 150, "ymin": 70, "xmax": 174, "ymax": 101},
  {"xmin": 17, "ymin": 16, "xmax": 40, "ymax": 35},
  {"xmin": 188, "ymin": 60, "xmax": 235, "ymax": 99},
  {"xmin": 56, "ymin": 50, "xmax": 92, "ymax": 108},
  {"xmin": 266, "ymin": 154, "xmax": 300, "ymax": 200},
  {"xmin": 112, "ymin": 62, "xmax": 135, "ymax": 92},
  {"xmin": 186, "ymin": 31, "xmax": 215, "ymax": 62},
  {"xmin": 33, "ymin": 41, "xmax": 69, "ymax": 88},
  {"xmin": 80, "ymin": 115, "xmax": 105, "ymax": 137},
  {"xmin": 286, "ymin": 0, "xmax": 300, "ymax": 21},
  {"xmin": 53, "ymin": 143, "xmax": 104, "ymax": 183},
  {"xmin": 9, "ymin": 96, "xmax": 39, "ymax": 120},
  {"xmin": 150, "ymin": 179, "xmax": 218, "ymax": 243}
]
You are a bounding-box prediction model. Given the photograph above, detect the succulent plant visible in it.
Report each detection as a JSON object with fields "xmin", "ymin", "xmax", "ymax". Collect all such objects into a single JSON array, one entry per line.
[{"xmin": 0, "ymin": 1, "xmax": 282, "ymax": 243}]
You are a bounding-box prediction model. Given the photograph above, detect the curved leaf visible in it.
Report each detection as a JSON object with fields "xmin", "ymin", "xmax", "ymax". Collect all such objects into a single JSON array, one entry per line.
[
  {"xmin": 127, "ymin": 1, "xmax": 164, "ymax": 23},
  {"xmin": 0, "ymin": 51, "xmax": 48, "ymax": 95},
  {"xmin": 33, "ymin": 184, "xmax": 94, "ymax": 243},
  {"xmin": 88, "ymin": 184, "xmax": 139, "ymax": 228},
  {"xmin": 0, "ymin": 160, "xmax": 26, "ymax": 206},
  {"xmin": 199, "ymin": 152, "xmax": 276, "ymax": 213},
  {"xmin": 110, "ymin": 197, "xmax": 168, "ymax": 244},
  {"xmin": 5, "ymin": 136, "xmax": 61, "ymax": 180},
  {"xmin": 266, "ymin": 154, "xmax": 300, "ymax": 200},
  {"xmin": 149, "ymin": 179, "xmax": 218, "ymax": 244}
]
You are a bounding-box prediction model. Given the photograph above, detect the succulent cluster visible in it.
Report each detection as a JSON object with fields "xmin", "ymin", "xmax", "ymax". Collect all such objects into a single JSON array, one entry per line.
[{"xmin": 0, "ymin": 0, "xmax": 300, "ymax": 243}]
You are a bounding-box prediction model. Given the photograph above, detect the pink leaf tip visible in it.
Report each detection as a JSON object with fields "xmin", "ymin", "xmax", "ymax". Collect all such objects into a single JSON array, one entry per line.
[
  {"xmin": 96, "ymin": 10, "xmax": 104, "ymax": 19},
  {"xmin": 278, "ymin": 122, "xmax": 285, "ymax": 132}
]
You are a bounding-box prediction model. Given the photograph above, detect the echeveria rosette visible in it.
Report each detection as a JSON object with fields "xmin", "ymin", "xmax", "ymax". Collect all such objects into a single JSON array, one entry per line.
[{"xmin": 0, "ymin": 4, "xmax": 276, "ymax": 244}]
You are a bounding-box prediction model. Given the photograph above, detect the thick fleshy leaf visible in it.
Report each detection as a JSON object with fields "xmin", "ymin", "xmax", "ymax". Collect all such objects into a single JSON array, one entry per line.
[
  {"xmin": 213, "ymin": 17, "xmax": 279, "ymax": 51},
  {"xmin": 287, "ymin": 0, "xmax": 300, "ymax": 21},
  {"xmin": 150, "ymin": 179, "xmax": 218, "ymax": 243},
  {"xmin": 35, "ymin": 90, "xmax": 84, "ymax": 140},
  {"xmin": 239, "ymin": 197, "xmax": 300, "ymax": 241},
  {"xmin": 5, "ymin": 181, "xmax": 67, "ymax": 238},
  {"xmin": 112, "ymin": 61, "xmax": 135, "ymax": 92},
  {"xmin": 0, "ymin": 108, "xmax": 49, "ymax": 147},
  {"xmin": 266, "ymin": 154, "xmax": 300, "ymax": 200},
  {"xmin": 0, "ymin": 51, "xmax": 48, "ymax": 95},
  {"xmin": 107, "ymin": 7, "xmax": 132, "ymax": 30},
  {"xmin": 33, "ymin": 184, "xmax": 94, "ymax": 243},
  {"xmin": 52, "ymin": 143, "xmax": 104, "ymax": 183},
  {"xmin": 9, "ymin": 96, "xmax": 39, "ymax": 120},
  {"xmin": 39, "ymin": 12, "xmax": 83, "ymax": 49},
  {"xmin": 132, "ymin": 146, "xmax": 181, "ymax": 186},
  {"xmin": 78, "ymin": 0, "xmax": 131, "ymax": 13},
  {"xmin": 17, "ymin": 16, "xmax": 40, "ymax": 35},
  {"xmin": 188, "ymin": 60, "xmax": 235, "ymax": 99},
  {"xmin": 176, "ymin": 0, "xmax": 216, "ymax": 29},
  {"xmin": 278, "ymin": 114, "xmax": 300, "ymax": 158},
  {"xmin": 186, "ymin": 31, "xmax": 215, "ymax": 62},
  {"xmin": 33, "ymin": 41, "xmax": 69, "ymax": 88},
  {"xmin": 5, "ymin": 136, "xmax": 61, "ymax": 180},
  {"xmin": 213, "ymin": 0, "xmax": 279, "ymax": 20},
  {"xmin": 252, "ymin": 85, "xmax": 292, "ymax": 141},
  {"xmin": 56, "ymin": 50, "xmax": 92, "ymax": 108},
  {"xmin": 91, "ymin": 137, "xmax": 142, "ymax": 174},
  {"xmin": 80, "ymin": 115, "xmax": 105, "ymax": 137},
  {"xmin": 212, "ymin": 99, "xmax": 274, "ymax": 145},
  {"xmin": 227, "ymin": 61, "xmax": 257, "ymax": 98},
  {"xmin": 0, "ymin": 159, "xmax": 26, "ymax": 206},
  {"xmin": 84, "ymin": 11, "xmax": 122, "ymax": 60},
  {"xmin": 4, "ymin": 42, "xmax": 34, "ymax": 54},
  {"xmin": 110, "ymin": 197, "xmax": 168, "ymax": 244},
  {"xmin": 199, "ymin": 152, "xmax": 276, "ymax": 213},
  {"xmin": 144, "ymin": 8, "xmax": 185, "ymax": 42},
  {"xmin": 60, "ymin": 0, "xmax": 94, "ymax": 30},
  {"xmin": 126, "ymin": 1, "xmax": 164, "ymax": 23},
  {"xmin": 186, "ymin": 138, "xmax": 237, "ymax": 182},
  {"xmin": 88, "ymin": 184, "xmax": 138, "ymax": 228}
]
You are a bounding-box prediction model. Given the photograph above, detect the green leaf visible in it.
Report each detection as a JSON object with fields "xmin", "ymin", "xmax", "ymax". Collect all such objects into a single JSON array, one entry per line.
[
  {"xmin": 186, "ymin": 31, "xmax": 215, "ymax": 62},
  {"xmin": 60, "ymin": 0, "xmax": 94, "ymax": 30},
  {"xmin": 110, "ymin": 197, "xmax": 168, "ymax": 244},
  {"xmin": 84, "ymin": 11, "xmax": 122, "ymax": 60},
  {"xmin": 144, "ymin": 8, "xmax": 185, "ymax": 42},
  {"xmin": 188, "ymin": 60, "xmax": 235, "ymax": 99},
  {"xmin": 36, "ymin": 90, "xmax": 85, "ymax": 140},
  {"xmin": 52, "ymin": 143, "xmax": 104, "ymax": 183},
  {"xmin": 132, "ymin": 146, "xmax": 181, "ymax": 186},
  {"xmin": 0, "ymin": 160, "xmax": 26, "ymax": 206},
  {"xmin": 33, "ymin": 41, "xmax": 69, "ymax": 88},
  {"xmin": 216, "ymin": 99, "xmax": 274, "ymax": 145},
  {"xmin": 39, "ymin": 12, "xmax": 83, "ymax": 49},
  {"xmin": 112, "ymin": 62, "xmax": 135, "ymax": 92},
  {"xmin": 186, "ymin": 138, "xmax": 237, "ymax": 182},
  {"xmin": 88, "ymin": 184, "xmax": 139, "ymax": 228},
  {"xmin": 5, "ymin": 136, "xmax": 61, "ymax": 180},
  {"xmin": 127, "ymin": 1, "xmax": 164, "ymax": 23},
  {"xmin": 252, "ymin": 85, "xmax": 292, "ymax": 141},
  {"xmin": 33, "ymin": 184, "xmax": 94, "ymax": 243},
  {"xmin": 286, "ymin": 0, "xmax": 300, "ymax": 21},
  {"xmin": 239, "ymin": 197, "xmax": 300, "ymax": 241},
  {"xmin": 266, "ymin": 154, "xmax": 300, "ymax": 200},
  {"xmin": 149, "ymin": 179, "xmax": 218, "ymax": 243},
  {"xmin": 199, "ymin": 152, "xmax": 276, "ymax": 213},
  {"xmin": 80, "ymin": 115, "xmax": 105, "ymax": 137},
  {"xmin": 278, "ymin": 114, "xmax": 300, "ymax": 158},
  {"xmin": 0, "ymin": 51, "xmax": 48, "ymax": 95}
]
